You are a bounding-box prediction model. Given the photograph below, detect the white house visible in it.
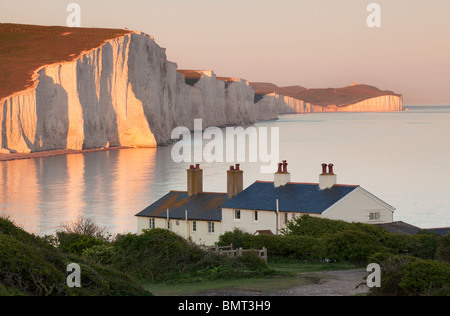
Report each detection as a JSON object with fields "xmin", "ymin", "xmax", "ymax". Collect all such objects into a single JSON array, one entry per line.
[{"xmin": 136, "ymin": 161, "xmax": 395, "ymax": 246}]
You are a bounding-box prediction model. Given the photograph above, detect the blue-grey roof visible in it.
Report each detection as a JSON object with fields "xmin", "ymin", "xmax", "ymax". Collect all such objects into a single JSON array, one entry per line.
[
  {"xmin": 221, "ymin": 181, "xmax": 359, "ymax": 214},
  {"xmin": 136, "ymin": 191, "xmax": 228, "ymax": 222}
]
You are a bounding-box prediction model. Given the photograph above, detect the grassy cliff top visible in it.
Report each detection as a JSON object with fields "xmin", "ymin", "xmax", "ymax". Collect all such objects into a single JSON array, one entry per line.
[
  {"xmin": 250, "ymin": 82, "xmax": 402, "ymax": 107},
  {"xmin": 0, "ymin": 23, "xmax": 131, "ymax": 100}
]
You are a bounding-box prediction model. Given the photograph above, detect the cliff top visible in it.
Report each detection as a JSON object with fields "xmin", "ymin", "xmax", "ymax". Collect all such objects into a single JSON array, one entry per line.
[
  {"xmin": 250, "ymin": 82, "xmax": 402, "ymax": 107},
  {"xmin": 0, "ymin": 23, "xmax": 131, "ymax": 100}
]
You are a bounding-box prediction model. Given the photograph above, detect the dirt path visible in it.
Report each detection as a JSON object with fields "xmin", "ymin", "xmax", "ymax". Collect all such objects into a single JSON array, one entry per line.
[
  {"xmin": 199, "ymin": 269, "xmax": 370, "ymax": 296},
  {"xmin": 274, "ymin": 269, "xmax": 369, "ymax": 296}
]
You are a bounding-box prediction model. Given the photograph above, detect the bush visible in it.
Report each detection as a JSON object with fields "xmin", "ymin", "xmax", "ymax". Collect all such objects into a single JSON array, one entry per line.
[
  {"xmin": 324, "ymin": 230, "xmax": 391, "ymax": 265},
  {"xmin": 284, "ymin": 215, "xmax": 389, "ymax": 240},
  {"xmin": 112, "ymin": 229, "xmax": 204, "ymax": 281},
  {"xmin": 112, "ymin": 228, "xmax": 272, "ymax": 283},
  {"xmin": 238, "ymin": 251, "xmax": 268, "ymax": 272},
  {"xmin": 383, "ymin": 232, "xmax": 440, "ymax": 260},
  {"xmin": 0, "ymin": 217, "xmax": 150, "ymax": 296},
  {"xmin": 56, "ymin": 232, "xmax": 106, "ymax": 256},
  {"xmin": 218, "ymin": 229, "xmax": 253, "ymax": 249},
  {"xmin": 399, "ymin": 259, "xmax": 450, "ymax": 296},
  {"xmin": 82, "ymin": 244, "xmax": 117, "ymax": 265},
  {"xmin": 368, "ymin": 254, "xmax": 450, "ymax": 296},
  {"xmin": 436, "ymin": 234, "xmax": 450, "ymax": 264}
]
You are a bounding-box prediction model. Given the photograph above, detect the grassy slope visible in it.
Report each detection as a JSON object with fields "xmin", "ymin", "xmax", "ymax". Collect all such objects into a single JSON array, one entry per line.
[{"xmin": 0, "ymin": 23, "xmax": 131, "ymax": 101}]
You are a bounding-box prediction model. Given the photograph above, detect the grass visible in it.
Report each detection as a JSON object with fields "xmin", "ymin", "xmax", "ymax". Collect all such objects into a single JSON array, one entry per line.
[
  {"xmin": 0, "ymin": 23, "xmax": 131, "ymax": 100},
  {"xmin": 143, "ymin": 258, "xmax": 358, "ymax": 296}
]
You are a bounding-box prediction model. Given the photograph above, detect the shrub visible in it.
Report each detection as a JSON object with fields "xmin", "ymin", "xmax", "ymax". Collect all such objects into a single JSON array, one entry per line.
[
  {"xmin": 113, "ymin": 229, "xmax": 271, "ymax": 283},
  {"xmin": 113, "ymin": 229, "xmax": 207, "ymax": 281},
  {"xmin": 56, "ymin": 232, "xmax": 106, "ymax": 256},
  {"xmin": 324, "ymin": 230, "xmax": 390, "ymax": 265},
  {"xmin": 0, "ymin": 217, "xmax": 150, "ymax": 296},
  {"xmin": 218, "ymin": 229, "xmax": 253, "ymax": 249},
  {"xmin": 436, "ymin": 234, "xmax": 450, "ymax": 264},
  {"xmin": 82, "ymin": 244, "xmax": 116, "ymax": 265},
  {"xmin": 284, "ymin": 215, "xmax": 351, "ymax": 238},
  {"xmin": 0, "ymin": 232, "xmax": 68, "ymax": 296},
  {"xmin": 399, "ymin": 259, "xmax": 450, "ymax": 296},
  {"xmin": 238, "ymin": 251, "xmax": 268, "ymax": 272},
  {"xmin": 368, "ymin": 254, "xmax": 450, "ymax": 296}
]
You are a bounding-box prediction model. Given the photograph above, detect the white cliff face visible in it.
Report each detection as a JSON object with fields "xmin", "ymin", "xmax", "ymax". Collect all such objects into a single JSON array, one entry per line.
[
  {"xmin": 1, "ymin": 33, "xmax": 159, "ymax": 153},
  {"xmin": 222, "ymin": 78, "xmax": 256, "ymax": 125},
  {"xmin": 0, "ymin": 32, "xmax": 263, "ymax": 154},
  {"xmin": 255, "ymin": 92, "xmax": 403, "ymax": 117},
  {"xmin": 0, "ymin": 31, "xmax": 403, "ymax": 154}
]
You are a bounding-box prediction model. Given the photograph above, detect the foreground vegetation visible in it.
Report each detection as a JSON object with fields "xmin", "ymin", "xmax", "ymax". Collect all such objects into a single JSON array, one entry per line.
[
  {"xmin": 0, "ymin": 217, "xmax": 270, "ymax": 296},
  {"xmin": 218, "ymin": 215, "xmax": 450, "ymax": 296},
  {"xmin": 0, "ymin": 217, "xmax": 149, "ymax": 296},
  {"xmin": 0, "ymin": 215, "xmax": 448, "ymax": 296}
]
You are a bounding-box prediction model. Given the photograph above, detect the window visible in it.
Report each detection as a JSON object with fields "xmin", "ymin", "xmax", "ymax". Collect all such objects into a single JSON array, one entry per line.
[
  {"xmin": 369, "ymin": 212, "xmax": 381, "ymax": 220},
  {"xmin": 149, "ymin": 218, "xmax": 155, "ymax": 228},
  {"xmin": 192, "ymin": 221, "xmax": 197, "ymax": 232},
  {"xmin": 254, "ymin": 211, "xmax": 258, "ymax": 221},
  {"xmin": 208, "ymin": 222, "xmax": 215, "ymax": 233},
  {"xmin": 167, "ymin": 220, "xmax": 171, "ymax": 230},
  {"xmin": 235, "ymin": 210, "xmax": 241, "ymax": 220},
  {"xmin": 284, "ymin": 213, "xmax": 289, "ymax": 224}
]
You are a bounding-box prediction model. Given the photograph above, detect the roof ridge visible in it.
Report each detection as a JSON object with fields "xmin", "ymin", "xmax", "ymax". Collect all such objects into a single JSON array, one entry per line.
[{"xmin": 255, "ymin": 180, "xmax": 359, "ymax": 187}]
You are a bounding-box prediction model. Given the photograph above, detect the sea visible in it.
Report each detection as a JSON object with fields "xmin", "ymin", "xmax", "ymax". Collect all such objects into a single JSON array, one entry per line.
[{"xmin": 1, "ymin": 105, "xmax": 449, "ymax": 236}]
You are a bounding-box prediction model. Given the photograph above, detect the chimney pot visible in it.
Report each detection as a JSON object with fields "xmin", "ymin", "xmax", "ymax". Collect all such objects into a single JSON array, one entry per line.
[
  {"xmin": 328, "ymin": 164, "xmax": 334, "ymax": 175},
  {"xmin": 187, "ymin": 165, "xmax": 203, "ymax": 196},
  {"xmin": 282, "ymin": 161, "xmax": 288, "ymax": 173},
  {"xmin": 227, "ymin": 165, "xmax": 244, "ymax": 199},
  {"xmin": 319, "ymin": 163, "xmax": 337, "ymax": 190},
  {"xmin": 235, "ymin": 164, "xmax": 240, "ymax": 171},
  {"xmin": 275, "ymin": 160, "xmax": 290, "ymax": 187}
]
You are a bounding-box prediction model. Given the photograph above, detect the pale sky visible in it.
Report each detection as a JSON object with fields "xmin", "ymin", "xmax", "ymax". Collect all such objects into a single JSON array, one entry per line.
[{"xmin": 1, "ymin": 0, "xmax": 449, "ymax": 105}]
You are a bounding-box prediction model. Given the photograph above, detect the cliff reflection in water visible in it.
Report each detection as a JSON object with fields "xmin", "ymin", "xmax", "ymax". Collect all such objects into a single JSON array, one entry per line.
[
  {"xmin": 0, "ymin": 148, "xmax": 161, "ymax": 235},
  {"xmin": 1, "ymin": 106, "xmax": 450, "ymax": 235}
]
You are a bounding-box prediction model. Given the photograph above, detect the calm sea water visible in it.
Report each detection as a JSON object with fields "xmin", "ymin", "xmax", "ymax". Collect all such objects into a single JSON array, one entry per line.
[{"xmin": 1, "ymin": 105, "xmax": 449, "ymax": 235}]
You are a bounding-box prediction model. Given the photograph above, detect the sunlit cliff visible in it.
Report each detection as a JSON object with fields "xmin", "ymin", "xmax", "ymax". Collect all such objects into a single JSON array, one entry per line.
[{"xmin": 0, "ymin": 24, "xmax": 403, "ymax": 154}]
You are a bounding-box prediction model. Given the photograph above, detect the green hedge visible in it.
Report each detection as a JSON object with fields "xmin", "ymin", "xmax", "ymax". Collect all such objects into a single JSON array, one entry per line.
[{"xmin": 218, "ymin": 215, "xmax": 445, "ymax": 265}]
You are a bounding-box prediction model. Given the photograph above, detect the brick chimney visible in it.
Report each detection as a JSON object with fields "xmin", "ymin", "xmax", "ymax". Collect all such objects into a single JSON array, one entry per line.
[
  {"xmin": 319, "ymin": 163, "xmax": 337, "ymax": 190},
  {"xmin": 227, "ymin": 164, "xmax": 244, "ymax": 199},
  {"xmin": 187, "ymin": 164, "xmax": 203, "ymax": 197},
  {"xmin": 274, "ymin": 160, "xmax": 291, "ymax": 187}
]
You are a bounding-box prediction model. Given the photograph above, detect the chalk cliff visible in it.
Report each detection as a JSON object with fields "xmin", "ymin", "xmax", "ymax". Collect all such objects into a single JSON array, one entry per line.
[
  {"xmin": 252, "ymin": 83, "xmax": 403, "ymax": 116},
  {"xmin": 255, "ymin": 93, "xmax": 403, "ymax": 116},
  {"xmin": 0, "ymin": 24, "xmax": 403, "ymax": 155},
  {"xmin": 0, "ymin": 30, "xmax": 258, "ymax": 154}
]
